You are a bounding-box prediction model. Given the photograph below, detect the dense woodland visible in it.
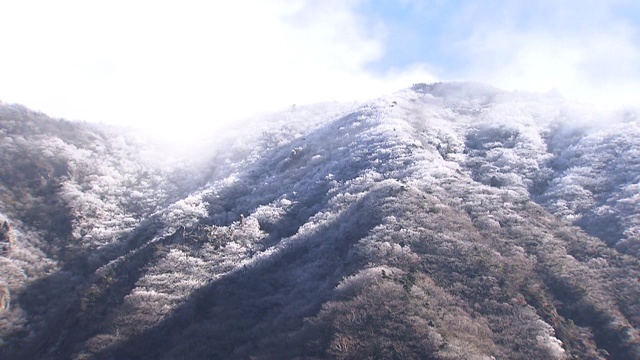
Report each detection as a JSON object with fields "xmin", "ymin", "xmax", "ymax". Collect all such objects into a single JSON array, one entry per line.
[{"xmin": 0, "ymin": 83, "xmax": 639, "ymax": 359}]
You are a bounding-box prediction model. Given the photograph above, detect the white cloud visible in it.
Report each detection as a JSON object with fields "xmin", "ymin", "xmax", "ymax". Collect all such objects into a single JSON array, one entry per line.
[
  {"xmin": 0, "ymin": 0, "xmax": 435, "ymax": 139},
  {"xmin": 5, "ymin": 0, "xmax": 635, "ymax": 140},
  {"xmin": 450, "ymin": 1, "xmax": 640, "ymax": 107}
]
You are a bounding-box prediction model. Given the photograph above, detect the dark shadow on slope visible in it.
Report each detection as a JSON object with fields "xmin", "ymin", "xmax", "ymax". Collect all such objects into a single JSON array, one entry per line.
[
  {"xmin": 540, "ymin": 123, "xmax": 634, "ymax": 248},
  {"xmin": 0, "ymin": 153, "xmax": 74, "ymax": 259},
  {"xmin": 1, "ymin": 217, "xmax": 167, "ymax": 360},
  {"xmin": 99, "ymin": 187, "xmax": 388, "ymax": 360},
  {"xmin": 463, "ymin": 120, "xmax": 633, "ymax": 251},
  {"xmin": 462, "ymin": 125, "xmax": 555, "ymax": 194},
  {"xmin": 574, "ymin": 212, "xmax": 624, "ymax": 248},
  {"xmin": 544, "ymin": 268, "xmax": 640, "ymax": 360},
  {"xmin": 258, "ymin": 182, "xmax": 332, "ymax": 248}
]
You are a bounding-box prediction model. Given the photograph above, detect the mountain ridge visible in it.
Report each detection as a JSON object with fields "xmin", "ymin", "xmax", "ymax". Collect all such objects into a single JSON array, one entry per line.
[{"xmin": 1, "ymin": 82, "xmax": 639, "ymax": 359}]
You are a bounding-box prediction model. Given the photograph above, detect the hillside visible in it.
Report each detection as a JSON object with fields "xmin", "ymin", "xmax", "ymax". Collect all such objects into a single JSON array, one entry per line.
[{"xmin": 0, "ymin": 83, "xmax": 639, "ymax": 359}]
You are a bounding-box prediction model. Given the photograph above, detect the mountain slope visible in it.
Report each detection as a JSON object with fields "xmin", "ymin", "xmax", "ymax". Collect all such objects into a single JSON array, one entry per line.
[{"xmin": 0, "ymin": 84, "xmax": 639, "ymax": 359}]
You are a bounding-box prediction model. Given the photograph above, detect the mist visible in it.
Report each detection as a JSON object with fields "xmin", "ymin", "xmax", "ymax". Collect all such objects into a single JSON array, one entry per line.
[{"xmin": 0, "ymin": 1, "xmax": 638, "ymax": 152}]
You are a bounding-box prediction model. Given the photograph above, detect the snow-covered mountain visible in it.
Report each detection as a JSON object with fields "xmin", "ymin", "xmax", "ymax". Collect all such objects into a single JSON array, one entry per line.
[{"xmin": 1, "ymin": 83, "xmax": 639, "ymax": 359}]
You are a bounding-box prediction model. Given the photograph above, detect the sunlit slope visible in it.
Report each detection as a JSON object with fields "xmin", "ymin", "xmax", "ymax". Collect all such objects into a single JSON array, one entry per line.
[{"xmin": 1, "ymin": 84, "xmax": 639, "ymax": 359}]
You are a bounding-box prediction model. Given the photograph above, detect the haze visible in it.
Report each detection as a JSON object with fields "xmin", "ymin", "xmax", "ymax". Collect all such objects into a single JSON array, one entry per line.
[{"xmin": 1, "ymin": 0, "xmax": 639, "ymax": 139}]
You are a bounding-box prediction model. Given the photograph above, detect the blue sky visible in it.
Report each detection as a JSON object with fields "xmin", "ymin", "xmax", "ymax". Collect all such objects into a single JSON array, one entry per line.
[
  {"xmin": 359, "ymin": 0, "xmax": 464, "ymax": 73},
  {"xmin": 0, "ymin": 0, "xmax": 639, "ymax": 137},
  {"xmin": 359, "ymin": 0, "xmax": 640, "ymax": 88}
]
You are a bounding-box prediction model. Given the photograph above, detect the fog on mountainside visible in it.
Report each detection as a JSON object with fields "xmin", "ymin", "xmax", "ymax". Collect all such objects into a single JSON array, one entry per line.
[{"xmin": 0, "ymin": 83, "xmax": 639, "ymax": 359}]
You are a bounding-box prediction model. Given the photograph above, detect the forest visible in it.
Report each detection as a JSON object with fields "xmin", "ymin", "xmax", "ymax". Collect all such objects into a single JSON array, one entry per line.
[{"xmin": 0, "ymin": 82, "xmax": 639, "ymax": 359}]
